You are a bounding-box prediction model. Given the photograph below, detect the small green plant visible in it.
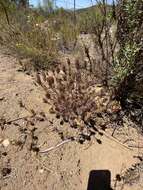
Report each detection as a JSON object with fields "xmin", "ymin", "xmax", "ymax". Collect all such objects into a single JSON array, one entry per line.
[{"xmin": 112, "ymin": 0, "xmax": 143, "ymax": 100}]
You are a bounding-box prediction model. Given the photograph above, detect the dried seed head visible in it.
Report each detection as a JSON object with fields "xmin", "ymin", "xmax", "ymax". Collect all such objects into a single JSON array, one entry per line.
[
  {"xmin": 62, "ymin": 65, "xmax": 67, "ymax": 74},
  {"xmin": 36, "ymin": 73, "xmax": 42, "ymax": 85},
  {"xmin": 67, "ymin": 58, "xmax": 71, "ymax": 65},
  {"xmin": 43, "ymin": 98, "xmax": 48, "ymax": 103},
  {"xmin": 42, "ymin": 72, "xmax": 47, "ymax": 81},
  {"xmin": 75, "ymin": 59, "xmax": 80, "ymax": 70},
  {"xmin": 47, "ymin": 76, "xmax": 54, "ymax": 88},
  {"xmin": 63, "ymin": 75, "xmax": 67, "ymax": 81},
  {"xmin": 83, "ymin": 60, "xmax": 87, "ymax": 70},
  {"xmin": 56, "ymin": 67, "xmax": 60, "ymax": 74},
  {"xmin": 45, "ymin": 92, "xmax": 51, "ymax": 99},
  {"xmin": 56, "ymin": 114, "xmax": 60, "ymax": 119},
  {"xmin": 84, "ymin": 46, "xmax": 89, "ymax": 55},
  {"xmin": 49, "ymin": 106, "xmax": 56, "ymax": 114}
]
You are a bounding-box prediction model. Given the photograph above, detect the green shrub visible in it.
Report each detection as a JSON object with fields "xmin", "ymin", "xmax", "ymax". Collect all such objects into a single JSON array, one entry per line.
[
  {"xmin": 112, "ymin": 42, "xmax": 140, "ymax": 86},
  {"xmin": 112, "ymin": 0, "xmax": 143, "ymax": 102}
]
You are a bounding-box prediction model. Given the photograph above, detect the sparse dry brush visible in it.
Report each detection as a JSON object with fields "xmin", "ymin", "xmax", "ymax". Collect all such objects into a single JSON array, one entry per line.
[
  {"xmin": 36, "ymin": 57, "xmax": 122, "ymax": 143},
  {"xmin": 78, "ymin": 0, "xmax": 118, "ymax": 87},
  {"xmin": 0, "ymin": 2, "xmax": 79, "ymax": 70},
  {"xmin": 37, "ymin": 59, "xmax": 97, "ymax": 143},
  {"xmin": 0, "ymin": 6, "xmax": 59, "ymax": 70},
  {"xmin": 37, "ymin": 59, "xmax": 97, "ymax": 126}
]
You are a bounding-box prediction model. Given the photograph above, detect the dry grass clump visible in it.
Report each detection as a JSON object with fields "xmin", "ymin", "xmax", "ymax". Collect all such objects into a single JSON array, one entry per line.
[
  {"xmin": 37, "ymin": 59, "xmax": 98, "ymax": 128},
  {"xmin": 36, "ymin": 57, "xmax": 122, "ymax": 143},
  {"xmin": 36, "ymin": 59, "xmax": 103, "ymax": 143}
]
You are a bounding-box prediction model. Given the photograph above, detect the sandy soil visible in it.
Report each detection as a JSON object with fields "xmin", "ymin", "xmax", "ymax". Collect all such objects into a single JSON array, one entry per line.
[{"xmin": 0, "ymin": 49, "xmax": 143, "ymax": 190}]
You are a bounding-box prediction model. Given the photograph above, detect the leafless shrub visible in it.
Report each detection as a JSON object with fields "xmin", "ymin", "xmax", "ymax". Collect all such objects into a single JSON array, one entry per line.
[{"xmin": 78, "ymin": 0, "xmax": 118, "ymax": 87}]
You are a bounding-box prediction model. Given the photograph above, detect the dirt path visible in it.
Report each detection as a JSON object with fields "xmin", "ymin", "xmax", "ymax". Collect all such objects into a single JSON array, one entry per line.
[{"xmin": 0, "ymin": 50, "xmax": 143, "ymax": 190}]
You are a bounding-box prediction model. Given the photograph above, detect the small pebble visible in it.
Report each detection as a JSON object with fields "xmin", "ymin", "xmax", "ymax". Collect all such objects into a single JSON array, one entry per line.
[
  {"xmin": 39, "ymin": 169, "xmax": 44, "ymax": 174},
  {"xmin": 2, "ymin": 139, "xmax": 10, "ymax": 147},
  {"xmin": 0, "ymin": 97, "xmax": 4, "ymax": 101}
]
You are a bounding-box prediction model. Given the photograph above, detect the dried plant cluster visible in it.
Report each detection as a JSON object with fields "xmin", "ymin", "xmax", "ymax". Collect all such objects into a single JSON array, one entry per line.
[
  {"xmin": 37, "ymin": 61, "xmax": 94, "ymax": 143},
  {"xmin": 36, "ymin": 57, "xmax": 122, "ymax": 143},
  {"xmin": 37, "ymin": 59, "xmax": 97, "ymax": 126}
]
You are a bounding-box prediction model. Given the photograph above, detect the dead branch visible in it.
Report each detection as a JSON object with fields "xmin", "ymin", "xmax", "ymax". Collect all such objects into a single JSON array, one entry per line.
[
  {"xmin": 39, "ymin": 139, "xmax": 74, "ymax": 154},
  {"xmin": 100, "ymin": 129, "xmax": 133, "ymax": 150}
]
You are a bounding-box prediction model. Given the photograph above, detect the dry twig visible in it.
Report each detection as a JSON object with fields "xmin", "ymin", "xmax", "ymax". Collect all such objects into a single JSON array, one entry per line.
[
  {"xmin": 39, "ymin": 139, "xmax": 74, "ymax": 154},
  {"xmin": 100, "ymin": 130, "xmax": 133, "ymax": 150}
]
